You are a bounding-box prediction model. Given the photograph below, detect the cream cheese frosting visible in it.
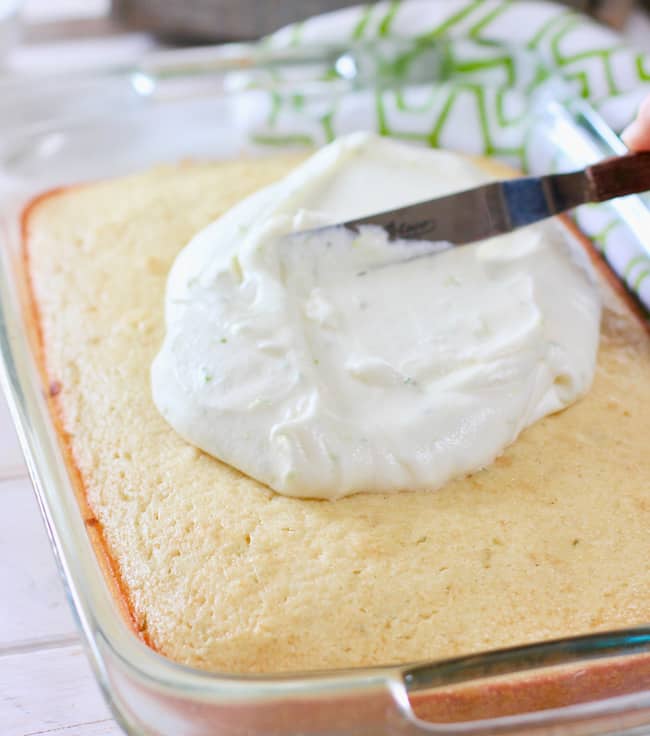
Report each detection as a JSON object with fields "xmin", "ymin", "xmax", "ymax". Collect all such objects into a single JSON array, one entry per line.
[{"xmin": 151, "ymin": 133, "xmax": 601, "ymax": 499}]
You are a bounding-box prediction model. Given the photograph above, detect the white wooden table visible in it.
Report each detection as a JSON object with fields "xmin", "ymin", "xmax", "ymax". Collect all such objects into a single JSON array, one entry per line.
[
  {"xmin": 0, "ymin": 397, "xmax": 122, "ymax": 735},
  {"xmin": 2, "ymin": 7, "xmax": 650, "ymax": 736}
]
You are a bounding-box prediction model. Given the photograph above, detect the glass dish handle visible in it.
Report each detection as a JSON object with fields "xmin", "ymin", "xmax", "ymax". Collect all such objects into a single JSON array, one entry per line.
[{"xmin": 396, "ymin": 627, "xmax": 650, "ymax": 735}]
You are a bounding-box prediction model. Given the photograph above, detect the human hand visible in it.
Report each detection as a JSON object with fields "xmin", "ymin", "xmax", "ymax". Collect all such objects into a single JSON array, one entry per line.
[{"xmin": 622, "ymin": 95, "xmax": 650, "ymax": 151}]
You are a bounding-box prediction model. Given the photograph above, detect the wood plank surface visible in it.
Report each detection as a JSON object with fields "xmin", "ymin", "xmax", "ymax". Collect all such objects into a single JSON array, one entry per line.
[
  {"xmin": 1, "ymin": 645, "xmax": 119, "ymax": 736},
  {"xmin": 0, "ymin": 477, "xmax": 78, "ymax": 649}
]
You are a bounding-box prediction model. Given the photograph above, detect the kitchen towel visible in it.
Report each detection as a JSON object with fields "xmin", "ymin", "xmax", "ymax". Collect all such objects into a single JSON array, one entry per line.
[{"xmin": 235, "ymin": 0, "xmax": 650, "ymax": 308}]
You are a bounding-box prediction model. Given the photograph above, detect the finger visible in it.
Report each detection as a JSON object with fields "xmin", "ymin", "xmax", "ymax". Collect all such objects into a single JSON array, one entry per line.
[{"xmin": 621, "ymin": 95, "xmax": 650, "ymax": 151}]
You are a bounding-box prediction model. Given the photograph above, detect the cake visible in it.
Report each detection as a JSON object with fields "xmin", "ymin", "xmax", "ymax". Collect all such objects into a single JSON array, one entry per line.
[{"xmin": 23, "ymin": 152, "xmax": 650, "ymax": 676}]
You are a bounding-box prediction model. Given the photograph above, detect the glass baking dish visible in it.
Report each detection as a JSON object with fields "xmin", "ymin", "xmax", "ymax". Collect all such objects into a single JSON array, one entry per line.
[{"xmin": 2, "ymin": 42, "xmax": 650, "ymax": 736}]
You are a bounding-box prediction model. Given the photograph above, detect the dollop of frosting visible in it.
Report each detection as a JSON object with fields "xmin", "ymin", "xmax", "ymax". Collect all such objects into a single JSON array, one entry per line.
[{"xmin": 152, "ymin": 133, "xmax": 601, "ymax": 499}]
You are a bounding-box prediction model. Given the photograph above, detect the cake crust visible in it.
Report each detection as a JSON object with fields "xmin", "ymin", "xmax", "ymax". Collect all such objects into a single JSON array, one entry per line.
[{"xmin": 22, "ymin": 154, "xmax": 650, "ymax": 682}]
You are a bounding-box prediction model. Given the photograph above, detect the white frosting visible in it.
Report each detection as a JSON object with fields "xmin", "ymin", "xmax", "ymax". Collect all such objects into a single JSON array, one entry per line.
[{"xmin": 151, "ymin": 133, "xmax": 601, "ymax": 500}]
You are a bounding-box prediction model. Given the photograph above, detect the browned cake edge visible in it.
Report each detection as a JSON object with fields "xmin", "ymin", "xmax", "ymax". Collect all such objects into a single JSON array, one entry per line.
[
  {"xmin": 20, "ymin": 186, "xmax": 150, "ymax": 648},
  {"xmin": 19, "ymin": 172, "xmax": 650, "ymax": 723}
]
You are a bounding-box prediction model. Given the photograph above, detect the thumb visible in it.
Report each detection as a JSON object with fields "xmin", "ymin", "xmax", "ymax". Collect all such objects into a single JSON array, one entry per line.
[{"xmin": 621, "ymin": 95, "xmax": 650, "ymax": 151}]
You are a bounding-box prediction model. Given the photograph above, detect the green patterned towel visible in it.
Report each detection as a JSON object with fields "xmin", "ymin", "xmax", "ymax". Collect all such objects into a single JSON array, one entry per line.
[{"xmin": 233, "ymin": 0, "xmax": 650, "ymax": 309}]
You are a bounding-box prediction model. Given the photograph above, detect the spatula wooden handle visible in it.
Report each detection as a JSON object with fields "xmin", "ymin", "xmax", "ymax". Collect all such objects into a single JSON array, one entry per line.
[{"xmin": 586, "ymin": 151, "xmax": 650, "ymax": 203}]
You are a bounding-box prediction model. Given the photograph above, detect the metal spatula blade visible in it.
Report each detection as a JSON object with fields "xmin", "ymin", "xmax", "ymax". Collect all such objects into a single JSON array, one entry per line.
[{"xmin": 335, "ymin": 151, "xmax": 650, "ymax": 246}]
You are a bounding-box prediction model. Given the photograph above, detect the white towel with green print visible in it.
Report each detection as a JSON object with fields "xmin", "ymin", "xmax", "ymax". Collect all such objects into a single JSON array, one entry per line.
[{"xmin": 231, "ymin": 0, "xmax": 650, "ymax": 309}]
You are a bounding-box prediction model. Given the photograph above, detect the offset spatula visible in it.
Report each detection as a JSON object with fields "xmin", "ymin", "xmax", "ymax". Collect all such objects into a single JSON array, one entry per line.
[{"xmin": 338, "ymin": 152, "xmax": 650, "ymax": 245}]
